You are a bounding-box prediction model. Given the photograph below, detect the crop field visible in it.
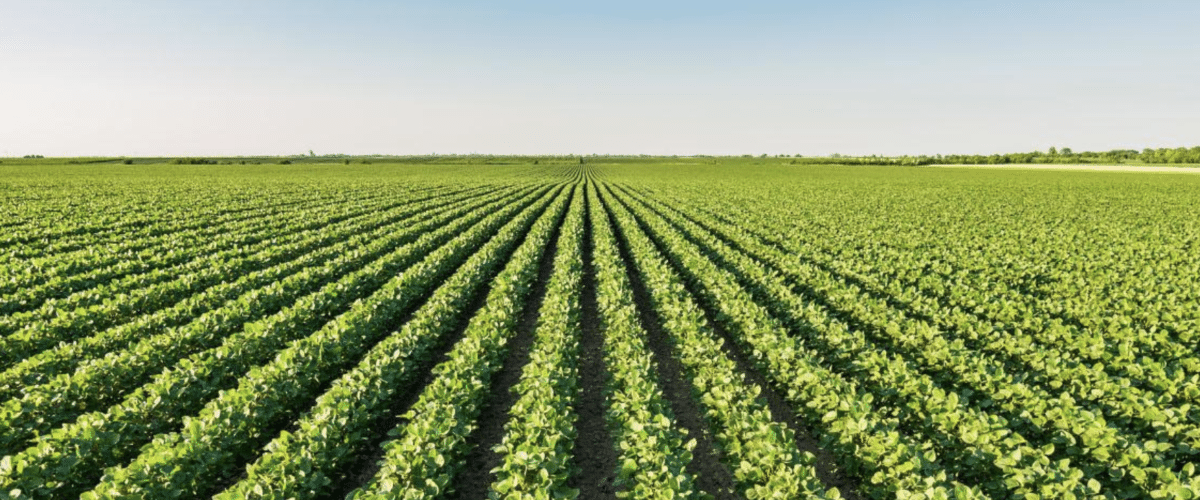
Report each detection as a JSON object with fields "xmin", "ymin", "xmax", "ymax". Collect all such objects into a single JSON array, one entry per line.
[{"xmin": 1, "ymin": 160, "xmax": 1199, "ymax": 500}]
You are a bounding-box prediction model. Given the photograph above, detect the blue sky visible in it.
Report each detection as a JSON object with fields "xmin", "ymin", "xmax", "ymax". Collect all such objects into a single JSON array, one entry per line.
[{"xmin": 3, "ymin": 0, "xmax": 1198, "ymax": 156}]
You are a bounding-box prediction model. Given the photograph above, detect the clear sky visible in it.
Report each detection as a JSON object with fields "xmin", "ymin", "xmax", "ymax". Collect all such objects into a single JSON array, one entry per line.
[{"xmin": 3, "ymin": 0, "xmax": 1198, "ymax": 157}]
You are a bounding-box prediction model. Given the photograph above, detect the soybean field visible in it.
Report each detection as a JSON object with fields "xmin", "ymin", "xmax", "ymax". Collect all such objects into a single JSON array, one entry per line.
[{"xmin": 1, "ymin": 160, "xmax": 1199, "ymax": 500}]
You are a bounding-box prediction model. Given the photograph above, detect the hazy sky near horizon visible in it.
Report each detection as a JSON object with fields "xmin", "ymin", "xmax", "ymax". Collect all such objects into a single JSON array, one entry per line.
[{"xmin": 3, "ymin": 0, "xmax": 1199, "ymax": 157}]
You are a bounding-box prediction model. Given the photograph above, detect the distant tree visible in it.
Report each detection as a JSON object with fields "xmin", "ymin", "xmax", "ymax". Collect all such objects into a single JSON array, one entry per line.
[
  {"xmin": 309, "ymin": 150, "xmax": 315, "ymax": 157},
  {"xmin": 1060, "ymin": 147, "xmax": 1073, "ymax": 155},
  {"xmin": 1048, "ymin": 147, "xmax": 1058, "ymax": 155},
  {"xmin": 344, "ymin": 159, "xmax": 350, "ymax": 165},
  {"xmin": 123, "ymin": 159, "xmax": 133, "ymax": 164}
]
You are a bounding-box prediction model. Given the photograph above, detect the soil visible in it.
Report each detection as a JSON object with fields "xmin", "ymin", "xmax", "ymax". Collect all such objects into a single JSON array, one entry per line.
[
  {"xmin": 566, "ymin": 188, "xmax": 619, "ymax": 499},
  {"xmin": 318, "ymin": 189, "xmax": 563, "ymax": 500},
  {"xmin": 600, "ymin": 190, "xmax": 743, "ymax": 500},
  {"xmin": 444, "ymin": 189, "xmax": 568, "ymax": 500},
  {"xmin": 609, "ymin": 185, "xmax": 864, "ymax": 500}
]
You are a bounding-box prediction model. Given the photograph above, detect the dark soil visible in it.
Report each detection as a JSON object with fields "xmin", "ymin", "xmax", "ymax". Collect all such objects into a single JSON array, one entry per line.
[
  {"xmin": 631, "ymin": 186, "xmax": 1158, "ymax": 495},
  {"xmin": 566, "ymin": 187, "xmax": 619, "ymax": 499},
  {"xmin": 443, "ymin": 188, "xmax": 568, "ymax": 500},
  {"xmin": 609, "ymin": 186, "xmax": 864, "ymax": 500},
  {"xmin": 317, "ymin": 188, "xmax": 563, "ymax": 500},
  {"xmin": 599, "ymin": 191, "xmax": 743, "ymax": 500}
]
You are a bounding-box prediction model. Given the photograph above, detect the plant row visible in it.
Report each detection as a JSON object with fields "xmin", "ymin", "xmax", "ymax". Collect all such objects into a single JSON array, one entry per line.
[
  {"xmin": 584, "ymin": 181, "xmax": 698, "ymax": 499},
  {"xmin": 614, "ymin": 183, "xmax": 1199, "ymax": 498},
  {"xmin": 0, "ymin": 185, "xmax": 552, "ymax": 498},
  {"xmin": 598, "ymin": 185, "xmax": 834, "ymax": 499},
  {"xmin": 345, "ymin": 186, "xmax": 574, "ymax": 499},
  {"xmin": 487, "ymin": 183, "xmax": 586, "ymax": 498},
  {"xmin": 79, "ymin": 184, "xmax": 564, "ymax": 498},
  {"xmin": 0, "ymin": 185, "xmax": 528, "ymax": 457}
]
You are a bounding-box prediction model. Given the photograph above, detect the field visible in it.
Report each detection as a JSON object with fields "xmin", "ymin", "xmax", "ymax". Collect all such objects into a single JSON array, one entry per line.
[{"xmin": 1, "ymin": 159, "xmax": 1199, "ymax": 500}]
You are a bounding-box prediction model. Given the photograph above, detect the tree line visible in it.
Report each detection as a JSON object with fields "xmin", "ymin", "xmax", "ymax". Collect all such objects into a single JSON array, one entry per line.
[{"xmin": 784, "ymin": 146, "xmax": 1200, "ymax": 166}]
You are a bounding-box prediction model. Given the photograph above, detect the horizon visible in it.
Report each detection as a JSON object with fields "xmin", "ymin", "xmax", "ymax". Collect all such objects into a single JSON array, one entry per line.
[
  {"xmin": 10, "ymin": 146, "xmax": 1200, "ymax": 164},
  {"xmin": 2, "ymin": 148, "xmax": 1191, "ymax": 159},
  {"xmin": 4, "ymin": 1, "xmax": 1199, "ymax": 157}
]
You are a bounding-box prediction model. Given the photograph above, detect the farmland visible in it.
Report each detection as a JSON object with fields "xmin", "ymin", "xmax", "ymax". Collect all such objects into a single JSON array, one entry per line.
[{"xmin": 1, "ymin": 159, "xmax": 1199, "ymax": 499}]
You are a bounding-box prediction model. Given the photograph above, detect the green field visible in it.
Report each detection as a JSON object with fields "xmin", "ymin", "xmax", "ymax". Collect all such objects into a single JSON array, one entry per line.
[{"xmin": 1, "ymin": 160, "xmax": 1198, "ymax": 499}]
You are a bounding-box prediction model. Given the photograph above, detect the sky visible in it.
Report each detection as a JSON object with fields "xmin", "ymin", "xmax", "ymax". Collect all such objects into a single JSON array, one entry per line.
[{"xmin": 2, "ymin": 0, "xmax": 1199, "ymax": 157}]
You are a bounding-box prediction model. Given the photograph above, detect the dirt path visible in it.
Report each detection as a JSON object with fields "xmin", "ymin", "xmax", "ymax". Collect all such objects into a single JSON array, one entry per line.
[{"xmin": 924, "ymin": 164, "xmax": 1200, "ymax": 174}]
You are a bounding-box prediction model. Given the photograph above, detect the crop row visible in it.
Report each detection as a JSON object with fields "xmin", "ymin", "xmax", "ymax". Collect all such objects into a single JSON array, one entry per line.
[
  {"xmin": 487, "ymin": 183, "xmax": 586, "ymax": 498},
  {"xmin": 0, "ymin": 185, "xmax": 467, "ymax": 315},
  {"xmin": 661, "ymin": 183, "xmax": 1200, "ymax": 430},
  {"xmin": 0, "ymin": 183, "xmax": 362, "ymax": 254},
  {"xmin": 0, "ymin": 185, "xmax": 510, "ymax": 401},
  {"xmin": 214, "ymin": 184, "xmax": 571, "ymax": 499},
  {"xmin": 585, "ymin": 181, "xmax": 698, "ymax": 499},
  {"xmin": 80, "ymin": 184, "xmax": 565, "ymax": 498},
  {"xmin": 345, "ymin": 185, "xmax": 573, "ymax": 499},
  {"xmin": 0, "ymin": 185, "xmax": 497, "ymax": 374},
  {"xmin": 612, "ymin": 180, "xmax": 1199, "ymax": 498},
  {"xmin": 3, "ymin": 164, "xmax": 1196, "ymax": 500},
  {"xmin": 626, "ymin": 183, "xmax": 1200, "ymax": 496},
  {"xmin": 598, "ymin": 184, "xmax": 834, "ymax": 499},
  {"xmin": 0, "ymin": 185, "xmax": 528, "ymax": 458},
  {"xmin": 0, "ymin": 185, "xmax": 552, "ymax": 498}
]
